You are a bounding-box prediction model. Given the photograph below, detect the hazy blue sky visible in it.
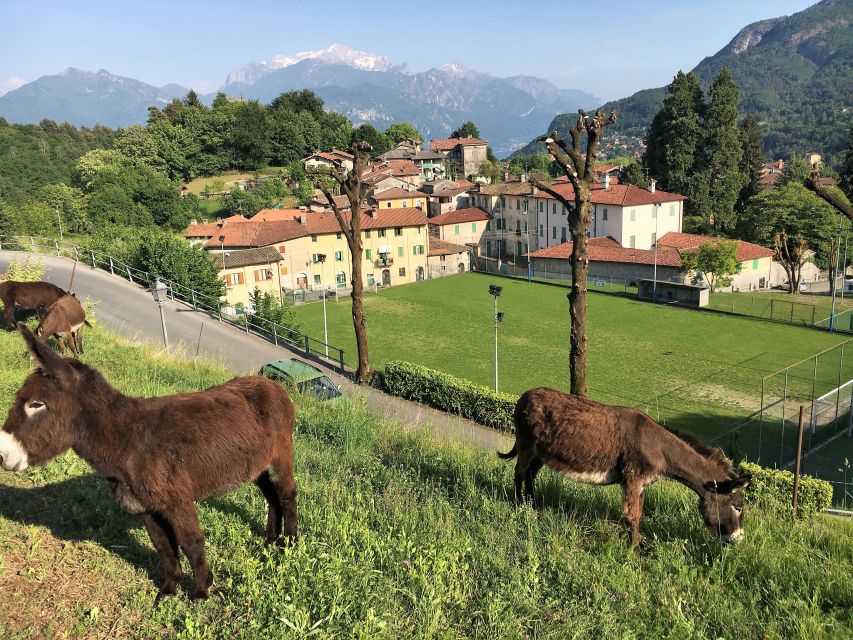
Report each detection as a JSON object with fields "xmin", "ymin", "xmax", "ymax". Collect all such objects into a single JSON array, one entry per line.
[{"xmin": 0, "ymin": 0, "xmax": 818, "ymax": 101}]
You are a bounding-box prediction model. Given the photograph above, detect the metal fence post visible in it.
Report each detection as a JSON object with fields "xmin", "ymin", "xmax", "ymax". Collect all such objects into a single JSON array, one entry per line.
[
  {"xmin": 126, "ymin": 266, "xmax": 133, "ymax": 284},
  {"xmin": 792, "ymin": 405, "xmax": 806, "ymax": 516},
  {"xmin": 758, "ymin": 377, "xmax": 765, "ymax": 462},
  {"xmin": 30, "ymin": 237, "xmax": 35, "ymax": 252},
  {"xmin": 218, "ymin": 302, "xmax": 222, "ymax": 322},
  {"xmin": 304, "ymin": 335, "xmax": 310, "ymax": 356},
  {"xmin": 109, "ymin": 257, "xmax": 114, "ymax": 275},
  {"xmin": 191, "ymin": 290, "xmax": 197, "ymax": 310},
  {"xmin": 74, "ymin": 246, "xmax": 79, "ymax": 262},
  {"xmin": 780, "ymin": 369, "xmax": 789, "ymax": 465},
  {"xmin": 339, "ymin": 350, "xmax": 345, "ymax": 374},
  {"xmin": 272, "ymin": 324, "xmax": 278, "ymax": 346},
  {"xmin": 245, "ymin": 317, "xmax": 250, "ymax": 333},
  {"xmin": 54, "ymin": 240, "xmax": 60, "ymax": 255},
  {"xmin": 90, "ymin": 250, "xmax": 96, "ymax": 268}
]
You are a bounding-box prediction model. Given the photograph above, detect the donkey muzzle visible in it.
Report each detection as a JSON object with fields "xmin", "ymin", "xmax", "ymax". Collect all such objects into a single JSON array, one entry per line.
[{"xmin": 0, "ymin": 431, "xmax": 29, "ymax": 471}]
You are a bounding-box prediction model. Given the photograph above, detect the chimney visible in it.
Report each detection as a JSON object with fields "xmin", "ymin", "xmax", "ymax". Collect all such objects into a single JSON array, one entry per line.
[
  {"xmin": 648, "ymin": 178, "xmax": 656, "ymax": 194},
  {"xmin": 367, "ymin": 208, "xmax": 377, "ymax": 218},
  {"xmin": 503, "ymin": 170, "xmax": 509, "ymax": 181},
  {"xmin": 299, "ymin": 212, "xmax": 309, "ymax": 226},
  {"xmin": 603, "ymin": 173, "xmax": 611, "ymax": 190},
  {"xmin": 190, "ymin": 219, "xmax": 198, "ymax": 226},
  {"xmin": 519, "ymin": 173, "xmax": 527, "ymax": 183}
]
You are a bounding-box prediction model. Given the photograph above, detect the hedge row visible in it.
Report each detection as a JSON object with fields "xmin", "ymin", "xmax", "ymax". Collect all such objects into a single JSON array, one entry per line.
[
  {"xmin": 383, "ymin": 362, "xmax": 834, "ymax": 517},
  {"xmin": 383, "ymin": 361, "xmax": 518, "ymax": 431},
  {"xmin": 739, "ymin": 462, "xmax": 833, "ymax": 518}
]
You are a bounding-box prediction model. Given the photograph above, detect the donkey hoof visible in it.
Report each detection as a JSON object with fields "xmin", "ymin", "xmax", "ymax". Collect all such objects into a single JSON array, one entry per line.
[{"xmin": 190, "ymin": 587, "xmax": 210, "ymax": 601}]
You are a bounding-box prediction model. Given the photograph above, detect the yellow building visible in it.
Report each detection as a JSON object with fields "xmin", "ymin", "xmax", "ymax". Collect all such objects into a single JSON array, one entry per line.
[
  {"xmin": 369, "ymin": 187, "xmax": 427, "ymax": 210},
  {"xmin": 214, "ymin": 246, "xmax": 286, "ymax": 308},
  {"xmin": 297, "ymin": 208, "xmax": 430, "ymax": 290}
]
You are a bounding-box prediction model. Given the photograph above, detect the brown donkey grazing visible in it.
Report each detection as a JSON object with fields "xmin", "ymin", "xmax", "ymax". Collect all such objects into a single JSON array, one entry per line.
[
  {"xmin": 499, "ymin": 388, "xmax": 751, "ymax": 547},
  {"xmin": 0, "ymin": 280, "xmax": 67, "ymax": 329},
  {"xmin": 36, "ymin": 294, "xmax": 91, "ymax": 355},
  {"xmin": 0, "ymin": 324, "xmax": 298, "ymax": 599}
]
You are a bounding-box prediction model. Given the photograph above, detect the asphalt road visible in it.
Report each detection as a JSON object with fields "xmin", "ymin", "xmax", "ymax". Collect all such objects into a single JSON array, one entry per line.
[{"xmin": 0, "ymin": 251, "xmax": 507, "ymax": 451}]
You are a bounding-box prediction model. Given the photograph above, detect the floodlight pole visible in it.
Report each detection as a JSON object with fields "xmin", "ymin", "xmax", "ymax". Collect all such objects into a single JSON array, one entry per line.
[
  {"xmin": 56, "ymin": 206, "xmax": 63, "ymax": 240},
  {"xmin": 494, "ymin": 294, "xmax": 499, "ymax": 392},
  {"xmin": 525, "ymin": 208, "xmax": 531, "ymax": 283},
  {"xmin": 830, "ymin": 221, "xmax": 842, "ymax": 332}
]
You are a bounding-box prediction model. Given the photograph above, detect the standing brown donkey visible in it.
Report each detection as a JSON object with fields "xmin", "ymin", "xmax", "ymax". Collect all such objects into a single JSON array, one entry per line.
[
  {"xmin": 500, "ymin": 388, "xmax": 751, "ymax": 547},
  {"xmin": 36, "ymin": 294, "xmax": 91, "ymax": 355},
  {"xmin": 0, "ymin": 280, "xmax": 66, "ymax": 329},
  {"xmin": 0, "ymin": 324, "xmax": 298, "ymax": 599}
]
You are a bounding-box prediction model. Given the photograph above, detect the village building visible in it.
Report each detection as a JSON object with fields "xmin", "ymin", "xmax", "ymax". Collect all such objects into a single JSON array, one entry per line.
[
  {"xmin": 427, "ymin": 207, "xmax": 491, "ymax": 252},
  {"xmin": 429, "ymin": 137, "xmax": 489, "ymax": 178},
  {"xmin": 302, "ymin": 148, "xmax": 355, "ymax": 172},
  {"xmin": 369, "ymin": 187, "xmax": 427, "ymax": 209},
  {"xmin": 213, "ymin": 246, "xmax": 286, "ymax": 308},
  {"xmin": 427, "ymin": 238, "xmax": 470, "ymax": 278}
]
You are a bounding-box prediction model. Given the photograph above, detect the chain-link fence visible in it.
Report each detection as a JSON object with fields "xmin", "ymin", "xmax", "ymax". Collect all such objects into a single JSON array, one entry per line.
[
  {"xmin": 0, "ymin": 235, "xmax": 347, "ymax": 372},
  {"xmin": 471, "ymin": 255, "xmax": 638, "ymax": 295}
]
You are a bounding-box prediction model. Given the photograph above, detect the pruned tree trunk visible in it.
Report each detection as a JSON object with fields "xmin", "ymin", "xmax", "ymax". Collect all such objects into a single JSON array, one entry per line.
[
  {"xmin": 310, "ymin": 141, "xmax": 373, "ymax": 383},
  {"xmin": 530, "ymin": 109, "xmax": 616, "ymax": 396},
  {"xmin": 774, "ymin": 230, "xmax": 807, "ymax": 295},
  {"xmin": 805, "ymin": 171, "xmax": 853, "ymax": 222}
]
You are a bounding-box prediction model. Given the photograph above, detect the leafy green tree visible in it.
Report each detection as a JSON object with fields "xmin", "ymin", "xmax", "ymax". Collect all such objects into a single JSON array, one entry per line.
[
  {"xmin": 222, "ymin": 189, "xmax": 267, "ymax": 217},
  {"xmin": 737, "ymin": 114, "xmax": 765, "ymax": 210},
  {"xmin": 114, "ymin": 125, "xmax": 166, "ymax": 173},
  {"xmin": 184, "ymin": 89, "xmax": 202, "ymax": 108},
  {"xmin": 679, "ymin": 239, "xmax": 741, "ymax": 291},
  {"xmin": 840, "ymin": 125, "xmax": 853, "ymax": 200},
  {"xmin": 351, "ymin": 124, "xmax": 390, "ymax": 156},
  {"xmin": 231, "ymin": 100, "xmax": 270, "ymax": 170},
  {"xmin": 38, "ymin": 183, "xmax": 89, "ymax": 235},
  {"xmin": 619, "ymin": 162, "xmax": 646, "ymax": 187},
  {"xmin": 132, "ymin": 232, "xmax": 224, "ymax": 300},
  {"xmin": 74, "ymin": 149, "xmax": 124, "ymax": 189},
  {"xmin": 269, "ymin": 89, "xmax": 325, "ymax": 119},
  {"xmin": 778, "ymin": 155, "xmax": 812, "ymax": 187},
  {"xmin": 741, "ymin": 183, "xmax": 839, "ymax": 293},
  {"xmin": 478, "ymin": 159, "xmax": 502, "ymax": 183},
  {"xmin": 248, "ymin": 288, "xmax": 300, "ymax": 333},
  {"xmin": 451, "ymin": 121, "xmax": 480, "ymax": 139},
  {"xmin": 385, "ymin": 123, "xmax": 423, "ymax": 145},
  {"xmin": 0, "ymin": 200, "xmax": 56, "ymax": 236},
  {"xmin": 705, "ymin": 69, "xmax": 745, "ymax": 234},
  {"xmin": 643, "ymin": 71, "xmax": 707, "ymax": 222}
]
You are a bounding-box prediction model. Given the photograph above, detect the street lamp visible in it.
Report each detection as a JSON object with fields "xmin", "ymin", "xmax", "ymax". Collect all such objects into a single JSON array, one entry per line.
[
  {"xmin": 652, "ymin": 202, "xmax": 661, "ymax": 303},
  {"xmin": 149, "ymin": 278, "xmax": 169, "ymax": 348},
  {"xmin": 314, "ymin": 253, "xmax": 329, "ymax": 355},
  {"xmin": 524, "ymin": 207, "xmax": 531, "ymax": 283},
  {"xmin": 829, "ymin": 216, "xmax": 844, "ymax": 332},
  {"xmin": 489, "ymin": 284, "xmax": 504, "ymax": 392},
  {"xmin": 56, "ymin": 206, "xmax": 64, "ymax": 240}
]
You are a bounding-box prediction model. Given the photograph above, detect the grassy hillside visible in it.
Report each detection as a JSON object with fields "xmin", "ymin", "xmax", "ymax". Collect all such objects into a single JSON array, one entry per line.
[{"xmin": 0, "ymin": 323, "xmax": 852, "ymax": 638}]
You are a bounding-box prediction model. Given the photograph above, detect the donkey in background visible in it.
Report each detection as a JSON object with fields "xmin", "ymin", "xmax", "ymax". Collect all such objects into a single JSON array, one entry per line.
[
  {"xmin": 500, "ymin": 387, "xmax": 751, "ymax": 547},
  {"xmin": 0, "ymin": 280, "xmax": 67, "ymax": 329},
  {"xmin": 0, "ymin": 325, "xmax": 298, "ymax": 599},
  {"xmin": 36, "ymin": 294, "xmax": 91, "ymax": 355}
]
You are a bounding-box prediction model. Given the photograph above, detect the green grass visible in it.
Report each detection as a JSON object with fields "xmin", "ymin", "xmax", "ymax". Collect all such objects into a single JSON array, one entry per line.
[
  {"xmin": 707, "ymin": 289, "xmax": 853, "ymax": 328},
  {"xmin": 1, "ymin": 324, "xmax": 852, "ymax": 638},
  {"xmin": 294, "ymin": 274, "xmax": 853, "ymax": 443}
]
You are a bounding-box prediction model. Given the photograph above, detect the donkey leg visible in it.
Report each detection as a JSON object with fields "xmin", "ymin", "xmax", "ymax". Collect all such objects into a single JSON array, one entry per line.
[
  {"xmin": 166, "ymin": 503, "xmax": 212, "ymax": 599},
  {"xmin": 513, "ymin": 448, "xmax": 535, "ymax": 505},
  {"xmin": 269, "ymin": 455, "xmax": 297, "ymax": 542},
  {"xmin": 524, "ymin": 458, "xmax": 545, "ymax": 503},
  {"xmin": 55, "ymin": 334, "xmax": 67, "ymax": 355},
  {"xmin": 67, "ymin": 331, "xmax": 78, "ymax": 355},
  {"xmin": 140, "ymin": 512, "xmax": 182, "ymax": 596},
  {"xmin": 255, "ymin": 470, "xmax": 283, "ymax": 544},
  {"xmin": 620, "ymin": 480, "xmax": 645, "ymax": 548},
  {"xmin": 76, "ymin": 328, "xmax": 84, "ymax": 354}
]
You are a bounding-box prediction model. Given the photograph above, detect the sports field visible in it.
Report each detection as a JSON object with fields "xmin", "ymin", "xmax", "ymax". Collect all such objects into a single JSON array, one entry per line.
[{"xmin": 294, "ymin": 273, "xmax": 853, "ymax": 446}]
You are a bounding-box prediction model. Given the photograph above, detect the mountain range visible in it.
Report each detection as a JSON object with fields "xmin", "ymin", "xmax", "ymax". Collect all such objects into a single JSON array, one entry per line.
[
  {"xmin": 513, "ymin": 0, "xmax": 853, "ymax": 167},
  {"xmin": 0, "ymin": 44, "xmax": 599, "ymax": 156}
]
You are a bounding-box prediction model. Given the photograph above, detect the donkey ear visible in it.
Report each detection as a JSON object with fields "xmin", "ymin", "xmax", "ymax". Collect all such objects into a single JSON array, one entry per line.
[
  {"xmin": 730, "ymin": 474, "xmax": 751, "ymax": 490},
  {"xmin": 19, "ymin": 323, "xmax": 70, "ymax": 376}
]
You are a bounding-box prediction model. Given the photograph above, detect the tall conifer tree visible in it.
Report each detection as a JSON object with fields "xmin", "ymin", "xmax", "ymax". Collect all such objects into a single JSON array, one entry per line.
[{"xmin": 706, "ymin": 69, "xmax": 745, "ymax": 233}]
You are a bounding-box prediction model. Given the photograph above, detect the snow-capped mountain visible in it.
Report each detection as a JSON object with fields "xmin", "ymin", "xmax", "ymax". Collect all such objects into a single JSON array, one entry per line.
[{"xmin": 226, "ymin": 44, "xmax": 393, "ymax": 85}]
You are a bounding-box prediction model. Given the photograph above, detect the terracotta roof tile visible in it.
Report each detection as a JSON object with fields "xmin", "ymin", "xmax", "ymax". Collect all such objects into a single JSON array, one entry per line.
[
  {"xmin": 213, "ymin": 246, "xmax": 283, "ymax": 269},
  {"xmin": 185, "ymin": 221, "xmax": 222, "ymax": 238},
  {"xmin": 657, "ymin": 232, "xmax": 774, "ymax": 261},
  {"xmin": 428, "ymin": 238, "xmax": 469, "ymax": 257},
  {"xmin": 428, "ymin": 207, "xmax": 491, "ymax": 226},
  {"xmin": 303, "ymin": 208, "xmax": 427, "ymax": 234},
  {"xmin": 430, "ymin": 137, "xmax": 488, "ymax": 151},
  {"xmin": 528, "ymin": 238, "xmax": 683, "ymax": 267},
  {"xmin": 204, "ymin": 220, "xmax": 307, "ymax": 249},
  {"xmin": 534, "ymin": 181, "xmax": 686, "ymax": 206},
  {"xmin": 372, "ymin": 187, "xmax": 427, "ymax": 200},
  {"xmin": 250, "ymin": 208, "xmax": 302, "ymax": 222}
]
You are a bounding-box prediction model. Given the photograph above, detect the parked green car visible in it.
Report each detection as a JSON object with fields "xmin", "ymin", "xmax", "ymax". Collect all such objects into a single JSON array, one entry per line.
[{"xmin": 259, "ymin": 358, "xmax": 347, "ymax": 405}]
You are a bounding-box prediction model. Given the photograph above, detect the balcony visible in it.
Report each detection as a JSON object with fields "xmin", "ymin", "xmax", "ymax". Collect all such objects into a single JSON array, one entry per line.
[{"xmin": 374, "ymin": 256, "xmax": 394, "ymax": 268}]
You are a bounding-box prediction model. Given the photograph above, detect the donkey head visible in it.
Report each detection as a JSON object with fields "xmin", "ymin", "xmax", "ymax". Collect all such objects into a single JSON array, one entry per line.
[
  {"xmin": 0, "ymin": 324, "xmax": 81, "ymax": 471},
  {"xmin": 698, "ymin": 474, "xmax": 751, "ymax": 544}
]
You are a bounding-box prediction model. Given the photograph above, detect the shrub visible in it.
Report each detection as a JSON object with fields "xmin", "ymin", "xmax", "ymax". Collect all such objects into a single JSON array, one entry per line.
[
  {"xmin": 1, "ymin": 256, "xmax": 46, "ymax": 282},
  {"xmin": 739, "ymin": 461, "xmax": 833, "ymax": 518},
  {"xmin": 384, "ymin": 360, "xmax": 517, "ymax": 431}
]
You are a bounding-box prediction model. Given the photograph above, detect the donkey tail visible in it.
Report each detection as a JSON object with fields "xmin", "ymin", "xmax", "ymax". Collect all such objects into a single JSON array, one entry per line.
[{"xmin": 497, "ymin": 444, "xmax": 517, "ymax": 460}]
